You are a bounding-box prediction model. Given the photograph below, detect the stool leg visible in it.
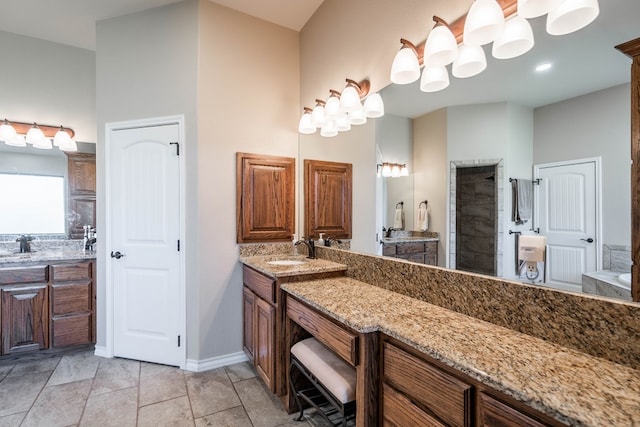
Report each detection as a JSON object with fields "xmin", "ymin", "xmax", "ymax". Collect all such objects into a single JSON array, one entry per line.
[{"xmin": 289, "ymin": 361, "xmax": 305, "ymax": 422}]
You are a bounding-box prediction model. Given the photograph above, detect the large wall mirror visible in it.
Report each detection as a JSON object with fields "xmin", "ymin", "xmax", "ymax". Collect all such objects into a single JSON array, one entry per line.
[{"xmin": 299, "ymin": 0, "xmax": 639, "ymax": 302}]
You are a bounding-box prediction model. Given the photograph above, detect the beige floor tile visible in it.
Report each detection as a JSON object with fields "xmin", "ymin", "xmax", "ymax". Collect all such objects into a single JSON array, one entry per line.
[
  {"xmin": 0, "ymin": 412, "xmax": 26, "ymax": 427},
  {"xmin": 0, "ymin": 365, "xmax": 14, "ymax": 382},
  {"xmin": 0, "ymin": 371, "xmax": 50, "ymax": 418},
  {"xmin": 194, "ymin": 406, "xmax": 252, "ymax": 427},
  {"xmin": 138, "ymin": 395, "xmax": 194, "ymax": 427},
  {"xmin": 21, "ymin": 378, "xmax": 92, "ymax": 427},
  {"xmin": 80, "ymin": 386, "xmax": 138, "ymax": 427},
  {"xmin": 234, "ymin": 377, "xmax": 297, "ymax": 427},
  {"xmin": 91, "ymin": 357, "xmax": 140, "ymax": 396},
  {"xmin": 47, "ymin": 351, "xmax": 101, "ymax": 386},
  {"xmin": 6, "ymin": 356, "xmax": 60, "ymax": 378},
  {"xmin": 185, "ymin": 369, "xmax": 241, "ymax": 418},
  {"xmin": 224, "ymin": 362, "xmax": 256, "ymax": 383},
  {"xmin": 139, "ymin": 362, "xmax": 187, "ymax": 406}
]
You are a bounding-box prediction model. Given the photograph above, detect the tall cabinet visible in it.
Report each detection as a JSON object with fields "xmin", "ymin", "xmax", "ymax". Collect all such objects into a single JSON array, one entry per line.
[{"xmin": 66, "ymin": 153, "xmax": 96, "ymax": 239}]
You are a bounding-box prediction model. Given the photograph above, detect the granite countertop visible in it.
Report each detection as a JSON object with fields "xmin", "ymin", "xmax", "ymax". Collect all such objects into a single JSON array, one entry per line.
[
  {"xmin": 282, "ymin": 277, "xmax": 640, "ymax": 426},
  {"xmin": 381, "ymin": 236, "xmax": 439, "ymax": 244},
  {"xmin": 0, "ymin": 249, "xmax": 97, "ymax": 265},
  {"xmin": 239, "ymin": 254, "xmax": 347, "ymax": 278}
]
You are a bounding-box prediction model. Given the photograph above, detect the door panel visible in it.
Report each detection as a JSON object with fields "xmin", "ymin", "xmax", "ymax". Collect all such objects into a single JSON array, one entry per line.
[
  {"xmin": 536, "ymin": 160, "xmax": 597, "ymax": 288},
  {"xmin": 110, "ymin": 123, "xmax": 181, "ymax": 366}
]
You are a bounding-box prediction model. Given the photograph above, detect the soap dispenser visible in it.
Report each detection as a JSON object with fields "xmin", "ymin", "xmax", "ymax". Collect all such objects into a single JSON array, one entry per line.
[{"xmin": 317, "ymin": 233, "xmax": 325, "ymax": 246}]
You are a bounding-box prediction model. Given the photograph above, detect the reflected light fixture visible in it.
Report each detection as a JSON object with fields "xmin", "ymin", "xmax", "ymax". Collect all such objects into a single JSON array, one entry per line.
[
  {"xmin": 324, "ymin": 90, "xmax": 341, "ymax": 119},
  {"xmin": 320, "ymin": 120, "xmax": 338, "ymax": 138},
  {"xmin": 340, "ymin": 79, "xmax": 368, "ymax": 113},
  {"xmin": 390, "ymin": 39, "xmax": 421, "ymax": 84},
  {"xmin": 420, "ymin": 66, "xmax": 450, "ymax": 92},
  {"xmin": 0, "ymin": 119, "xmax": 77, "ymax": 151},
  {"xmin": 492, "ymin": 15, "xmax": 535, "ymax": 59},
  {"xmin": 298, "ymin": 108, "xmax": 316, "ymax": 135},
  {"xmin": 452, "ymin": 43, "xmax": 487, "ymax": 78},
  {"xmin": 349, "ymin": 108, "xmax": 367, "ymax": 125},
  {"xmin": 311, "ymin": 99, "xmax": 326, "ymax": 128},
  {"xmin": 378, "ymin": 162, "xmax": 408, "ymax": 178},
  {"xmin": 517, "ymin": 0, "xmax": 555, "ymax": 18},
  {"xmin": 463, "ymin": 0, "xmax": 505, "ymax": 46},
  {"xmin": 546, "ymin": 0, "xmax": 599, "ymax": 36},
  {"xmin": 363, "ymin": 92, "xmax": 384, "ymax": 118},
  {"xmin": 424, "ymin": 16, "xmax": 458, "ymax": 67}
]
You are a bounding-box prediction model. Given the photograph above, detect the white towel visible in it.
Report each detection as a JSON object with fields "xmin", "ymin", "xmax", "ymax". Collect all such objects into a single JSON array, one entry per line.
[
  {"xmin": 393, "ymin": 206, "xmax": 404, "ymax": 229},
  {"xmin": 416, "ymin": 205, "xmax": 428, "ymax": 231},
  {"xmin": 512, "ymin": 179, "xmax": 532, "ymax": 225}
]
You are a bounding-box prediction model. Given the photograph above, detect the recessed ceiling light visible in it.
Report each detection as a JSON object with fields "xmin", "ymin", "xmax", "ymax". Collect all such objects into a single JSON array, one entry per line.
[{"xmin": 536, "ymin": 62, "xmax": 552, "ymax": 72}]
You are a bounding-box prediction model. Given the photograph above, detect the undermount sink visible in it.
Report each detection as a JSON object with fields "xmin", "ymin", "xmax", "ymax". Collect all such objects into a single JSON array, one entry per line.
[{"xmin": 267, "ymin": 259, "xmax": 307, "ymax": 266}]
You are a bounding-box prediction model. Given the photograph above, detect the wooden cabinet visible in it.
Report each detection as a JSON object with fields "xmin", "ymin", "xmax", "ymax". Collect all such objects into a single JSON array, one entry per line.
[
  {"xmin": 236, "ymin": 152, "xmax": 295, "ymax": 243},
  {"xmin": 479, "ymin": 392, "xmax": 548, "ymax": 427},
  {"xmin": 50, "ymin": 261, "xmax": 95, "ymax": 347},
  {"xmin": 66, "ymin": 153, "xmax": 96, "ymax": 239},
  {"xmin": 0, "ymin": 260, "xmax": 96, "ymax": 357},
  {"xmin": 304, "ymin": 159, "xmax": 352, "ymax": 239},
  {"xmin": 383, "ymin": 240, "xmax": 438, "ymax": 265},
  {"xmin": 243, "ymin": 266, "xmax": 277, "ymax": 392},
  {"xmin": 0, "ymin": 265, "xmax": 49, "ymax": 355}
]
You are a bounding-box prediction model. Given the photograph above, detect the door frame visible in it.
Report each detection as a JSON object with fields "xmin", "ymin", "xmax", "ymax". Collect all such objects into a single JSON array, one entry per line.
[
  {"xmin": 103, "ymin": 115, "xmax": 187, "ymax": 369},
  {"xmin": 533, "ymin": 157, "xmax": 603, "ymax": 276}
]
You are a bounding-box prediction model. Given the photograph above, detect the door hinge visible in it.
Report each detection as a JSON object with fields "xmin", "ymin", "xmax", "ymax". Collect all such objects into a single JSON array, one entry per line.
[
  {"xmin": 169, "ymin": 141, "xmax": 180, "ymax": 156},
  {"xmin": 178, "ymin": 335, "xmax": 181, "ymax": 347},
  {"xmin": 177, "ymin": 240, "xmax": 180, "ymax": 251}
]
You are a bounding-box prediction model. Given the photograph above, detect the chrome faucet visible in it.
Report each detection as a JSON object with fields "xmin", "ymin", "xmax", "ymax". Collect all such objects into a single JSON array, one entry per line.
[
  {"xmin": 294, "ymin": 237, "xmax": 316, "ymax": 259},
  {"xmin": 16, "ymin": 234, "xmax": 34, "ymax": 253}
]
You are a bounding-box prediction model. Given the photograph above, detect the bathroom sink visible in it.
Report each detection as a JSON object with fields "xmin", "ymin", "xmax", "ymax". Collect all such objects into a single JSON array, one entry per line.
[
  {"xmin": 267, "ymin": 259, "xmax": 307, "ymax": 266},
  {"xmin": 618, "ymin": 273, "xmax": 631, "ymax": 286}
]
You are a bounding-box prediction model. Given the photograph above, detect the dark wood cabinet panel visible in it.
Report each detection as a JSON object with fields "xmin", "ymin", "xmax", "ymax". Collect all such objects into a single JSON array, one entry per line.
[
  {"xmin": 1, "ymin": 284, "xmax": 48, "ymax": 354},
  {"xmin": 383, "ymin": 383, "xmax": 445, "ymax": 427},
  {"xmin": 479, "ymin": 392, "xmax": 549, "ymax": 427},
  {"xmin": 255, "ymin": 296, "xmax": 275, "ymax": 391},
  {"xmin": 243, "ymin": 286, "xmax": 255, "ymax": 361},
  {"xmin": 382, "ymin": 241, "xmax": 439, "ymax": 265},
  {"xmin": 66, "ymin": 153, "xmax": 96, "ymax": 239},
  {"xmin": 304, "ymin": 159, "xmax": 352, "ymax": 239},
  {"xmin": 51, "ymin": 282, "xmax": 92, "ymax": 315},
  {"xmin": 236, "ymin": 153, "xmax": 295, "ymax": 243},
  {"xmin": 51, "ymin": 313, "xmax": 92, "ymax": 348}
]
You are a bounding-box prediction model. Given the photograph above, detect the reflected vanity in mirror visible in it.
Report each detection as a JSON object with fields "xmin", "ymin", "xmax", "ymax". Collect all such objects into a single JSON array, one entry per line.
[{"xmin": 299, "ymin": 1, "xmax": 639, "ymax": 302}]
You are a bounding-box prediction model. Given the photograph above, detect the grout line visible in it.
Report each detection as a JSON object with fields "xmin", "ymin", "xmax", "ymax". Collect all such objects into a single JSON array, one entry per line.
[{"xmin": 182, "ymin": 368, "xmax": 196, "ymax": 425}]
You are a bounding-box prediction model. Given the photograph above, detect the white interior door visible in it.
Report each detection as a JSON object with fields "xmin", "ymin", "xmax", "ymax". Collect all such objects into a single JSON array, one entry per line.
[
  {"xmin": 109, "ymin": 123, "xmax": 182, "ymax": 366},
  {"xmin": 535, "ymin": 159, "xmax": 599, "ymax": 290}
]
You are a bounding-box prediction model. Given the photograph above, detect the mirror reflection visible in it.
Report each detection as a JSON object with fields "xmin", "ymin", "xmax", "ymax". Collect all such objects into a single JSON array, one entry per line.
[{"xmin": 299, "ymin": 0, "xmax": 638, "ymax": 302}]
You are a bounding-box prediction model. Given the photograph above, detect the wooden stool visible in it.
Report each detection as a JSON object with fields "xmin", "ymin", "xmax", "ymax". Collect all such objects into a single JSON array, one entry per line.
[{"xmin": 290, "ymin": 337, "xmax": 356, "ymax": 426}]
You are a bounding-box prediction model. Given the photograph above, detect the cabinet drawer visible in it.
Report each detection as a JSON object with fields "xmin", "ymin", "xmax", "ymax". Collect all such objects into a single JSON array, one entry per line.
[
  {"xmin": 287, "ymin": 296, "xmax": 359, "ymax": 366},
  {"xmin": 382, "ymin": 245, "xmax": 396, "ymax": 256},
  {"xmin": 51, "ymin": 313, "xmax": 92, "ymax": 347},
  {"xmin": 396, "ymin": 242, "xmax": 425, "ymax": 255},
  {"xmin": 383, "ymin": 343, "xmax": 472, "ymax": 427},
  {"xmin": 425, "ymin": 241, "xmax": 437, "ymax": 255},
  {"xmin": 0, "ymin": 265, "xmax": 48, "ymax": 285},
  {"xmin": 243, "ymin": 266, "xmax": 275, "ymax": 304},
  {"xmin": 479, "ymin": 392, "xmax": 549, "ymax": 427},
  {"xmin": 51, "ymin": 262, "xmax": 92, "ymax": 281},
  {"xmin": 397, "ymin": 253, "xmax": 424, "ymax": 263},
  {"xmin": 51, "ymin": 282, "xmax": 92, "ymax": 315},
  {"xmin": 383, "ymin": 383, "xmax": 445, "ymax": 427}
]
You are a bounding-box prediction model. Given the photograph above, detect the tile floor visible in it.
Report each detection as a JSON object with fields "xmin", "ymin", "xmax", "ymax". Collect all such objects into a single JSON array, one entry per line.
[{"xmin": 0, "ymin": 349, "xmax": 331, "ymax": 427}]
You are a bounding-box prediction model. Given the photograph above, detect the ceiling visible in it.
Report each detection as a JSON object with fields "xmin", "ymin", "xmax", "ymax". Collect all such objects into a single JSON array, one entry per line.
[{"xmin": 0, "ymin": 0, "xmax": 324, "ymax": 51}]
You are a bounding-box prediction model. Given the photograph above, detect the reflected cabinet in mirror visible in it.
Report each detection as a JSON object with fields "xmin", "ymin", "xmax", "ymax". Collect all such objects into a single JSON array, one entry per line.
[{"xmin": 298, "ymin": 1, "xmax": 640, "ymax": 302}]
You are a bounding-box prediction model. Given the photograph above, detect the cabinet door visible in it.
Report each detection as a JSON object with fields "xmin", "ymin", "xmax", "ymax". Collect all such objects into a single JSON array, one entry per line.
[
  {"xmin": 383, "ymin": 383, "xmax": 445, "ymax": 427},
  {"xmin": 304, "ymin": 159, "xmax": 352, "ymax": 239},
  {"xmin": 236, "ymin": 153, "xmax": 295, "ymax": 243},
  {"xmin": 1, "ymin": 284, "xmax": 48, "ymax": 354},
  {"xmin": 479, "ymin": 393, "xmax": 549, "ymax": 427},
  {"xmin": 67, "ymin": 153, "xmax": 97, "ymax": 194},
  {"xmin": 242, "ymin": 286, "xmax": 256, "ymax": 361},
  {"xmin": 255, "ymin": 297, "xmax": 275, "ymax": 392},
  {"xmin": 425, "ymin": 241, "xmax": 438, "ymax": 265}
]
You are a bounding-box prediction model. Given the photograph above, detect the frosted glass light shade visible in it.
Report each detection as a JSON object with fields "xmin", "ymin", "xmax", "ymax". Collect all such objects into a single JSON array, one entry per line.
[
  {"xmin": 0, "ymin": 122, "xmax": 16, "ymax": 141},
  {"xmin": 363, "ymin": 92, "xmax": 384, "ymax": 118},
  {"xmin": 33, "ymin": 137, "xmax": 53, "ymax": 150},
  {"xmin": 381, "ymin": 164, "xmax": 392, "ymax": 177},
  {"xmin": 391, "ymin": 164, "xmax": 401, "ymax": 178},
  {"xmin": 59, "ymin": 139, "xmax": 78, "ymax": 152},
  {"xmin": 336, "ymin": 114, "xmax": 351, "ymax": 132},
  {"xmin": 452, "ymin": 44, "xmax": 487, "ymax": 78},
  {"xmin": 424, "ymin": 25, "xmax": 458, "ymax": 67},
  {"xmin": 53, "ymin": 128, "xmax": 73, "ymax": 147},
  {"xmin": 5, "ymin": 135, "xmax": 26, "ymax": 147},
  {"xmin": 464, "ymin": 0, "xmax": 505, "ymax": 46},
  {"xmin": 340, "ymin": 85, "xmax": 361, "ymax": 113},
  {"xmin": 492, "ymin": 16, "xmax": 535, "ymax": 59},
  {"xmin": 349, "ymin": 108, "xmax": 368, "ymax": 125},
  {"xmin": 298, "ymin": 112, "xmax": 316, "ymax": 134},
  {"xmin": 420, "ymin": 66, "xmax": 450, "ymax": 93},
  {"xmin": 311, "ymin": 104, "xmax": 326, "ymax": 128},
  {"xmin": 390, "ymin": 47, "xmax": 420, "ymax": 84},
  {"xmin": 26, "ymin": 125, "xmax": 46, "ymax": 145},
  {"xmin": 517, "ymin": 0, "xmax": 556, "ymax": 18},
  {"xmin": 320, "ymin": 120, "xmax": 338, "ymax": 137},
  {"xmin": 400, "ymin": 165, "xmax": 409, "ymax": 176},
  {"xmin": 325, "ymin": 94, "xmax": 341, "ymax": 119},
  {"xmin": 546, "ymin": 0, "xmax": 599, "ymax": 36}
]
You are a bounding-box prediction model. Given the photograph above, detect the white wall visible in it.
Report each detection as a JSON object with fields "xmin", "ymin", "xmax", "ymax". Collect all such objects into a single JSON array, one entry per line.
[
  {"xmin": 534, "ymin": 83, "xmax": 630, "ymax": 247},
  {"xmin": 0, "ymin": 31, "xmax": 96, "ymax": 143}
]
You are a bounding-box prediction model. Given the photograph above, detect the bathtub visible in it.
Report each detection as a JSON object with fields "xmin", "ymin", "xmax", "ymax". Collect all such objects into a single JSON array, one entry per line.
[{"xmin": 582, "ymin": 270, "xmax": 632, "ymax": 301}]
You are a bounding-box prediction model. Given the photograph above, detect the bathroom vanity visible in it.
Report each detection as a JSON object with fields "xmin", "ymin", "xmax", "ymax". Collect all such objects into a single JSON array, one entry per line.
[{"xmin": 0, "ymin": 250, "xmax": 96, "ymax": 357}]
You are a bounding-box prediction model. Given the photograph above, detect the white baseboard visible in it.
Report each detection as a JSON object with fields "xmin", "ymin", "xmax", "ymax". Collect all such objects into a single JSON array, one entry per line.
[
  {"xmin": 185, "ymin": 351, "xmax": 249, "ymax": 372},
  {"xmin": 94, "ymin": 345, "xmax": 111, "ymax": 358}
]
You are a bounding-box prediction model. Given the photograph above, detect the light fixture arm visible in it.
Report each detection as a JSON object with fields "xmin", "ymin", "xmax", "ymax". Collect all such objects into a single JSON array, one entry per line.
[
  {"xmin": 2, "ymin": 118, "xmax": 75, "ymax": 139},
  {"xmin": 432, "ymin": 15, "xmax": 452, "ymax": 30},
  {"xmin": 345, "ymin": 78, "xmax": 371, "ymax": 99}
]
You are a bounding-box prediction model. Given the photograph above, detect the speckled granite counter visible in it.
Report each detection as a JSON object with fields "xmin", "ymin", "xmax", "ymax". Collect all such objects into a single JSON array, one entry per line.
[
  {"xmin": 282, "ymin": 277, "xmax": 640, "ymax": 426},
  {"xmin": 239, "ymin": 254, "xmax": 347, "ymax": 278},
  {"xmin": 0, "ymin": 249, "xmax": 96, "ymax": 265}
]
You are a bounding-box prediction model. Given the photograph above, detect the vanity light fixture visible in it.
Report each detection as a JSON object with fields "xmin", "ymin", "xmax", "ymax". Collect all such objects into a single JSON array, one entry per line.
[
  {"xmin": 390, "ymin": 39, "xmax": 421, "ymax": 85},
  {"xmin": 348, "ymin": 108, "xmax": 367, "ymax": 125},
  {"xmin": 463, "ymin": 0, "xmax": 505, "ymax": 46},
  {"xmin": 298, "ymin": 108, "xmax": 316, "ymax": 135},
  {"xmin": 311, "ymin": 99, "xmax": 326, "ymax": 128},
  {"xmin": 452, "ymin": 43, "xmax": 487, "ymax": 78},
  {"xmin": 363, "ymin": 92, "xmax": 384, "ymax": 118},
  {"xmin": 420, "ymin": 65, "xmax": 450, "ymax": 92},
  {"xmin": 340, "ymin": 79, "xmax": 369, "ymax": 113},
  {"xmin": 378, "ymin": 162, "xmax": 409, "ymax": 178},
  {"xmin": 546, "ymin": 0, "xmax": 600, "ymax": 36},
  {"xmin": 320, "ymin": 120, "xmax": 338, "ymax": 138},
  {"xmin": 424, "ymin": 16, "xmax": 458, "ymax": 67},
  {"xmin": 324, "ymin": 90, "xmax": 342, "ymax": 119},
  {"xmin": 0, "ymin": 119, "xmax": 77, "ymax": 151},
  {"xmin": 492, "ymin": 15, "xmax": 535, "ymax": 59}
]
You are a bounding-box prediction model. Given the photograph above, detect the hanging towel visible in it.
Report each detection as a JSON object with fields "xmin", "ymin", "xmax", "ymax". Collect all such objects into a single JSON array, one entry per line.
[
  {"xmin": 512, "ymin": 179, "xmax": 532, "ymax": 225},
  {"xmin": 416, "ymin": 203, "xmax": 429, "ymax": 231},
  {"xmin": 393, "ymin": 204, "xmax": 404, "ymax": 229}
]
